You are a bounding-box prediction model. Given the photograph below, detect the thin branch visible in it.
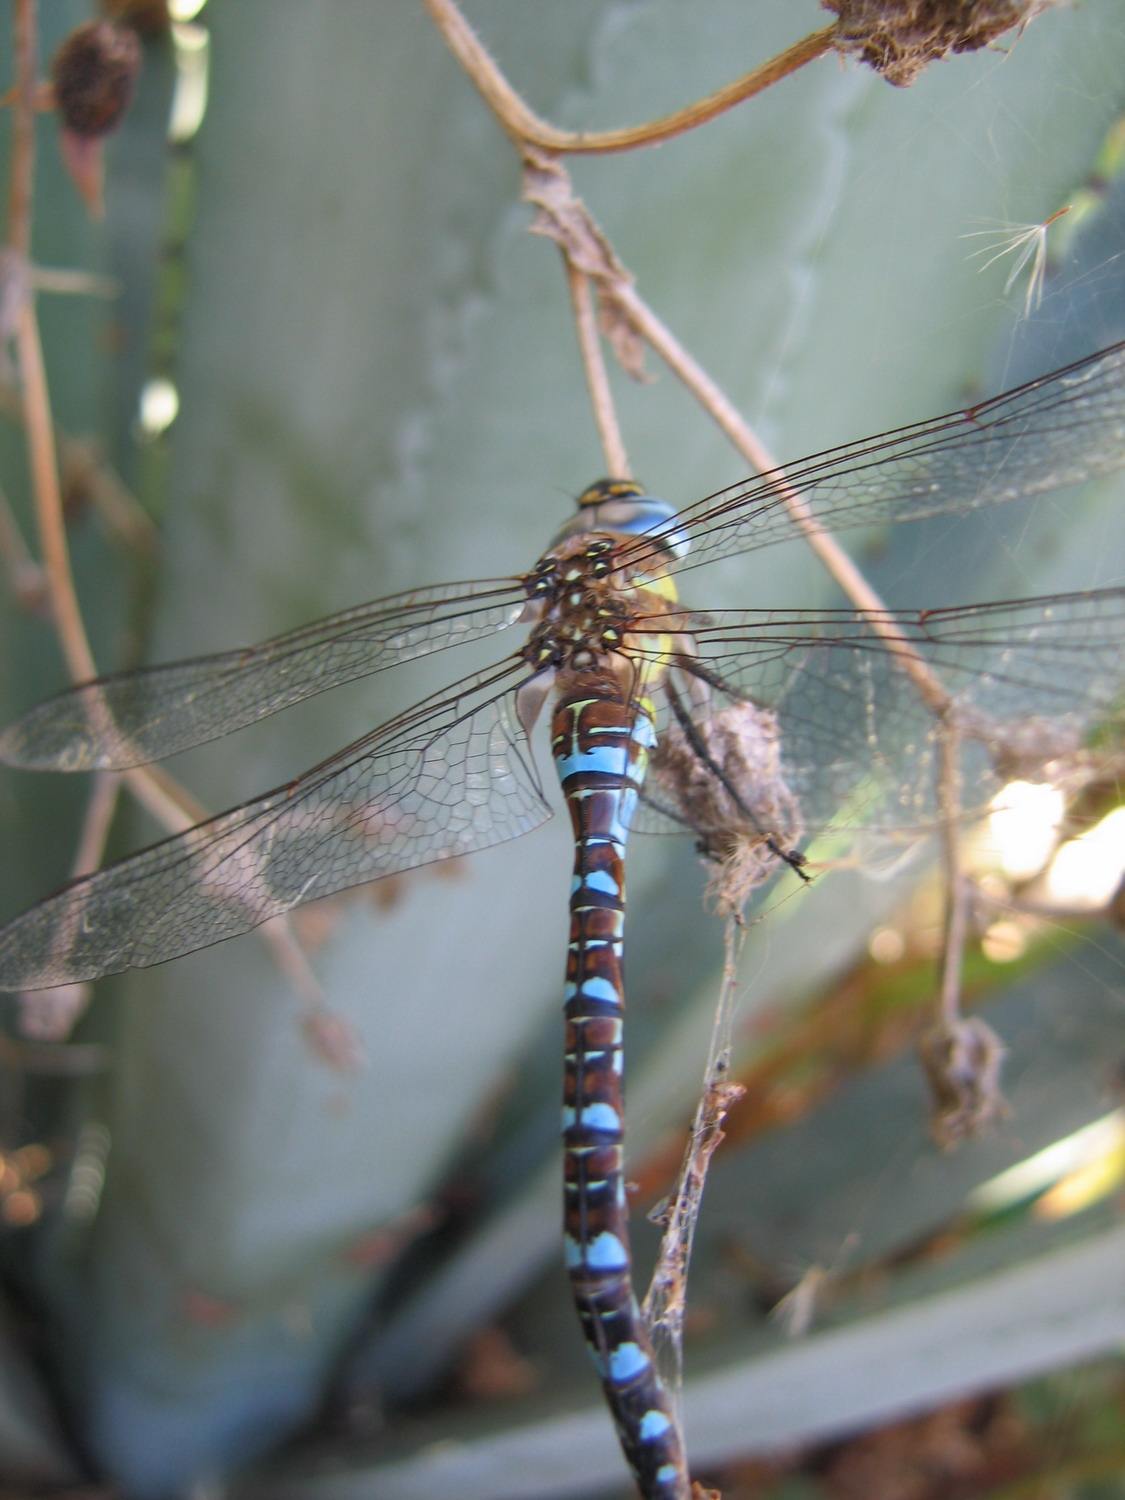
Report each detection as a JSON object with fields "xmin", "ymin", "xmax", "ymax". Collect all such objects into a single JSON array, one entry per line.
[
  {"xmin": 614, "ymin": 283, "xmax": 957, "ymax": 714},
  {"xmin": 643, "ymin": 914, "xmax": 746, "ymax": 1367},
  {"xmin": 7, "ymin": 0, "xmax": 35, "ymax": 262},
  {"xmin": 522, "ymin": 149, "xmax": 954, "ymax": 717},
  {"xmin": 125, "ymin": 759, "xmax": 204, "ymax": 833},
  {"xmin": 16, "ymin": 297, "xmax": 98, "ymax": 680},
  {"xmin": 916, "ymin": 724, "xmax": 1009, "ymax": 1148},
  {"xmin": 71, "ymin": 770, "xmax": 122, "ymax": 876},
  {"xmin": 935, "ymin": 727, "xmax": 968, "ymax": 1029},
  {"xmin": 0, "ymin": 478, "xmax": 47, "ymax": 607},
  {"xmin": 4, "ymin": 3, "xmax": 327, "ymax": 1027},
  {"xmin": 566, "ymin": 263, "xmax": 629, "ymax": 478},
  {"xmin": 9, "ymin": 2, "xmax": 94, "ymax": 678},
  {"xmin": 0, "ymin": 388, "xmax": 160, "ymax": 557},
  {"xmin": 30, "ymin": 265, "xmax": 120, "ymax": 298},
  {"xmin": 4, "ymin": 13, "xmax": 198, "ymax": 826},
  {"xmin": 60, "ymin": 437, "xmax": 160, "ymax": 557},
  {"xmin": 0, "ymin": 80, "xmax": 54, "ymax": 113},
  {"xmin": 12, "ymin": 767, "xmax": 123, "ymax": 1042},
  {"xmin": 423, "ymin": 0, "xmax": 834, "ymax": 156}
]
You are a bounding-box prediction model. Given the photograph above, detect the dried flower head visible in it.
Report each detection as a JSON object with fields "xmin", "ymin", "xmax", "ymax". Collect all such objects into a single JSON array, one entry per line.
[
  {"xmin": 824, "ymin": 0, "xmax": 1051, "ymax": 87},
  {"xmin": 650, "ymin": 699, "xmax": 803, "ymax": 917},
  {"xmin": 52, "ymin": 20, "xmax": 142, "ymax": 138},
  {"xmin": 918, "ymin": 1015, "xmax": 1008, "ymax": 1147}
]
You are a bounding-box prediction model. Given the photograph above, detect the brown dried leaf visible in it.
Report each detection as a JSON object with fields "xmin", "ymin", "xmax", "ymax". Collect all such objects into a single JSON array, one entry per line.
[
  {"xmin": 58, "ymin": 130, "xmax": 107, "ymax": 219},
  {"xmin": 522, "ymin": 147, "xmax": 649, "ymax": 380}
]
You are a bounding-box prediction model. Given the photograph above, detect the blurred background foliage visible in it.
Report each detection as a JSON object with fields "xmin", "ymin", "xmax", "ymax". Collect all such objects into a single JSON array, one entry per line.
[{"xmin": 0, "ymin": 2, "xmax": 1125, "ymax": 1497}]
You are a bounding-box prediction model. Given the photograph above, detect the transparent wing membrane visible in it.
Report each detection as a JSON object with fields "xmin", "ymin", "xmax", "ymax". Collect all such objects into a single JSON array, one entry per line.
[
  {"xmin": 3, "ymin": 342, "xmax": 1125, "ymax": 990},
  {"xmin": 634, "ymin": 588, "xmax": 1125, "ymax": 845},
  {"xmin": 633, "ymin": 341, "xmax": 1125, "ymax": 575},
  {"xmin": 0, "ymin": 661, "xmax": 547, "ymax": 988},
  {"xmin": 0, "ymin": 577, "xmax": 526, "ymax": 771}
]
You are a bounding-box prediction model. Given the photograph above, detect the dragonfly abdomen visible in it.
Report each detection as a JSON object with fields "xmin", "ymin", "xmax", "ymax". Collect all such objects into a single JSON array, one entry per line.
[{"xmin": 553, "ymin": 675, "xmax": 690, "ymax": 1500}]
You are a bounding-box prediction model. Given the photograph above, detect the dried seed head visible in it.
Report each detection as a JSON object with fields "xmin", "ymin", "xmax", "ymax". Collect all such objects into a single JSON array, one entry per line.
[
  {"xmin": 824, "ymin": 0, "xmax": 1050, "ymax": 87},
  {"xmin": 650, "ymin": 700, "xmax": 803, "ymax": 917},
  {"xmin": 52, "ymin": 20, "xmax": 142, "ymax": 138},
  {"xmin": 918, "ymin": 1015, "xmax": 1008, "ymax": 1148}
]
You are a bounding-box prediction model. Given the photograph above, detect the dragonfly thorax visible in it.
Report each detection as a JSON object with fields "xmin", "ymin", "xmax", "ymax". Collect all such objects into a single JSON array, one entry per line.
[
  {"xmin": 521, "ymin": 539, "xmax": 633, "ymax": 672},
  {"xmin": 520, "ymin": 528, "xmax": 678, "ymax": 674},
  {"xmin": 547, "ymin": 477, "xmax": 690, "ymax": 560}
]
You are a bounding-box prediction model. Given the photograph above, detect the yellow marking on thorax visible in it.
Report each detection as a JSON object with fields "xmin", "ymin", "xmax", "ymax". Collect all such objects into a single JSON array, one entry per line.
[{"xmin": 618, "ymin": 562, "xmax": 681, "ymax": 688}]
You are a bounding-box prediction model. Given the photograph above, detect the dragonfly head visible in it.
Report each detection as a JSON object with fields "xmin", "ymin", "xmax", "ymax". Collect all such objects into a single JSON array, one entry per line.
[{"xmin": 550, "ymin": 478, "xmax": 690, "ymax": 559}]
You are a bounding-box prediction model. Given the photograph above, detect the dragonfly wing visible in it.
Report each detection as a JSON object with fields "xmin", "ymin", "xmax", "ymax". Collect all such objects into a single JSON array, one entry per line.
[
  {"xmin": 0, "ymin": 576, "xmax": 528, "ymax": 771},
  {"xmin": 652, "ymin": 342, "xmax": 1125, "ymax": 574},
  {"xmin": 637, "ymin": 589, "xmax": 1125, "ymax": 849},
  {"xmin": 0, "ymin": 661, "xmax": 549, "ymax": 989}
]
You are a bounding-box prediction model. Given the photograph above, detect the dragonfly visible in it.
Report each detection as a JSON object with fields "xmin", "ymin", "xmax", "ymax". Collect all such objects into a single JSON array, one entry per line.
[{"xmin": 4, "ymin": 342, "xmax": 1125, "ymax": 1499}]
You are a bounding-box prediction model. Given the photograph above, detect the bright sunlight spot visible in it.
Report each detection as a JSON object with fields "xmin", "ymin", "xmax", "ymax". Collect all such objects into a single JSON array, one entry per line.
[
  {"xmin": 968, "ymin": 1109, "xmax": 1125, "ymax": 1217},
  {"xmin": 980, "ymin": 919, "xmax": 1027, "ymax": 964},
  {"xmin": 169, "ymin": 22, "xmax": 210, "ymax": 144},
  {"xmin": 137, "ymin": 378, "xmax": 180, "ymax": 437},
  {"xmin": 1035, "ymin": 1141, "xmax": 1125, "ymax": 1222},
  {"xmin": 169, "ymin": 0, "xmax": 208, "ymax": 23},
  {"xmin": 987, "ymin": 780, "xmax": 1066, "ymax": 879},
  {"xmin": 1044, "ymin": 806, "xmax": 1125, "ymax": 910},
  {"xmin": 868, "ymin": 926, "xmax": 905, "ymax": 964}
]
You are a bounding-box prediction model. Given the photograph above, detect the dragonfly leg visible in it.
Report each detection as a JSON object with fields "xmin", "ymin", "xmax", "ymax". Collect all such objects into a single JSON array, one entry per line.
[{"xmin": 663, "ymin": 673, "xmax": 808, "ymax": 882}]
